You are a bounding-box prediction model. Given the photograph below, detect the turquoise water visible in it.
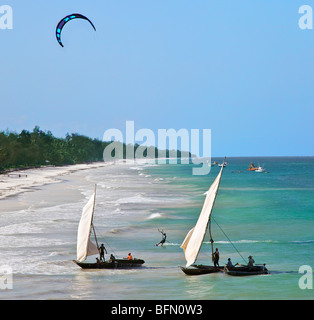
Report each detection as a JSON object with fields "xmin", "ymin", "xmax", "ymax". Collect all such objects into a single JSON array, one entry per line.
[
  {"xmin": 139, "ymin": 157, "xmax": 314, "ymax": 299},
  {"xmin": 1, "ymin": 157, "xmax": 313, "ymax": 300}
]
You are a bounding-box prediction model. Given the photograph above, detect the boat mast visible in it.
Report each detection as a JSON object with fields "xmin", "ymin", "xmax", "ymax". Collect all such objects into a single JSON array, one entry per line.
[
  {"xmin": 208, "ymin": 156, "xmax": 226, "ymax": 262},
  {"xmin": 209, "ymin": 219, "xmax": 214, "ymax": 261},
  {"xmin": 91, "ymin": 184, "xmax": 100, "ymax": 250}
]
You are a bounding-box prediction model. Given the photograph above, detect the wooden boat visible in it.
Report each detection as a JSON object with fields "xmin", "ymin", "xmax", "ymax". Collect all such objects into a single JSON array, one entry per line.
[
  {"xmin": 73, "ymin": 185, "xmax": 145, "ymax": 269},
  {"xmin": 74, "ymin": 258, "xmax": 145, "ymax": 269},
  {"xmin": 180, "ymin": 157, "xmax": 268, "ymax": 276},
  {"xmin": 180, "ymin": 265, "xmax": 224, "ymax": 276},
  {"xmin": 180, "ymin": 158, "xmax": 227, "ymax": 275},
  {"xmin": 224, "ymin": 264, "xmax": 268, "ymax": 276}
]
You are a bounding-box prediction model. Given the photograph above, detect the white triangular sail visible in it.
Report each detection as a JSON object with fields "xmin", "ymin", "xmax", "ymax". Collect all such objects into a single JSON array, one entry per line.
[
  {"xmin": 77, "ymin": 191, "xmax": 99, "ymax": 262},
  {"xmin": 181, "ymin": 166, "xmax": 224, "ymax": 268}
]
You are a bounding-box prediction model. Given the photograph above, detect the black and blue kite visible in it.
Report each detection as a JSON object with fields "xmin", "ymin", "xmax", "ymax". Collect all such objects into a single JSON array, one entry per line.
[{"xmin": 56, "ymin": 13, "xmax": 96, "ymax": 47}]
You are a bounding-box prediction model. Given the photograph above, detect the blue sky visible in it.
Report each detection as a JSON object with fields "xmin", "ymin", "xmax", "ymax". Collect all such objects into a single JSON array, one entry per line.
[{"xmin": 0, "ymin": 0, "xmax": 313, "ymax": 156}]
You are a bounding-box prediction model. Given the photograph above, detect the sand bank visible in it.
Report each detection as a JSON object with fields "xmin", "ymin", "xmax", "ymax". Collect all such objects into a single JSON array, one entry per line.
[{"xmin": 0, "ymin": 162, "xmax": 113, "ymax": 200}]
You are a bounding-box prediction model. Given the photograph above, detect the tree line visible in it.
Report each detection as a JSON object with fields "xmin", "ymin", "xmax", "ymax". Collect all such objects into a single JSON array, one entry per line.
[{"xmin": 0, "ymin": 126, "xmax": 191, "ymax": 173}]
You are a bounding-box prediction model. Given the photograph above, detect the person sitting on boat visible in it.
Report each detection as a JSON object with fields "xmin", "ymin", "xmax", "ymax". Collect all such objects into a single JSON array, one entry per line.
[
  {"xmin": 248, "ymin": 256, "xmax": 255, "ymax": 267},
  {"xmin": 99, "ymin": 244, "xmax": 106, "ymax": 262},
  {"xmin": 96, "ymin": 258, "xmax": 100, "ymax": 264},
  {"xmin": 109, "ymin": 254, "xmax": 116, "ymax": 262},
  {"xmin": 226, "ymin": 258, "xmax": 238, "ymax": 269},
  {"xmin": 213, "ymin": 248, "xmax": 220, "ymax": 268},
  {"xmin": 127, "ymin": 253, "xmax": 133, "ymax": 260},
  {"xmin": 226, "ymin": 258, "xmax": 234, "ymax": 268}
]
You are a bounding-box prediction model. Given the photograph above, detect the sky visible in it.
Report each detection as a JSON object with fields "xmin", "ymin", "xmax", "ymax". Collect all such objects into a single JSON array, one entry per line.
[{"xmin": 0, "ymin": 0, "xmax": 313, "ymax": 156}]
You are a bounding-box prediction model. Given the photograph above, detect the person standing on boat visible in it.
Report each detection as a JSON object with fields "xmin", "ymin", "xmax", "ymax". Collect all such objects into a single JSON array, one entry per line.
[
  {"xmin": 99, "ymin": 244, "xmax": 106, "ymax": 262},
  {"xmin": 248, "ymin": 256, "xmax": 255, "ymax": 267},
  {"xmin": 213, "ymin": 248, "xmax": 220, "ymax": 268}
]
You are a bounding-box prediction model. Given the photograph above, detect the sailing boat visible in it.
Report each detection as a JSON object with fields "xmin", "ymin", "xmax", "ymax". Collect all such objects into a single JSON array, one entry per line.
[
  {"xmin": 73, "ymin": 185, "xmax": 145, "ymax": 269},
  {"xmin": 180, "ymin": 158, "xmax": 268, "ymax": 276}
]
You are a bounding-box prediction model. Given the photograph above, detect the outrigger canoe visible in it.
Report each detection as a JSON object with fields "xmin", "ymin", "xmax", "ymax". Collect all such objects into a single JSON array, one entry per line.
[
  {"xmin": 180, "ymin": 265, "xmax": 224, "ymax": 276},
  {"xmin": 73, "ymin": 185, "xmax": 145, "ymax": 270},
  {"xmin": 224, "ymin": 264, "xmax": 268, "ymax": 276},
  {"xmin": 74, "ymin": 258, "xmax": 145, "ymax": 269}
]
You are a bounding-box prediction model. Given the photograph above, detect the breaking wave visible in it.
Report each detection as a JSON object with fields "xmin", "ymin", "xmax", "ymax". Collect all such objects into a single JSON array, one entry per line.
[{"xmin": 146, "ymin": 213, "xmax": 163, "ymax": 220}]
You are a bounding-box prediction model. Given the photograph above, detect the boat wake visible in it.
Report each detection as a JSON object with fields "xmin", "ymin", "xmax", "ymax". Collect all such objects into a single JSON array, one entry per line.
[
  {"xmin": 268, "ymin": 270, "xmax": 299, "ymax": 275},
  {"xmin": 163, "ymin": 242, "xmax": 181, "ymax": 246}
]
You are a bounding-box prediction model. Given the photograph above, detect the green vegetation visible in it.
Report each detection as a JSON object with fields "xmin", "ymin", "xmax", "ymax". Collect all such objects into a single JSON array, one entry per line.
[
  {"xmin": 0, "ymin": 126, "xmax": 109, "ymax": 172},
  {"xmin": 0, "ymin": 126, "xmax": 191, "ymax": 173}
]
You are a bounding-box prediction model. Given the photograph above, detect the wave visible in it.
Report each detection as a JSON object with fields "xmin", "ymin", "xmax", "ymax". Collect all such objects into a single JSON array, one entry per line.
[
  {"xmin": 156, "ymin": 240, "xmax": 279, "ymax": 247},
  {"xmin": 291, "ymin": 240, "xmax": 314, "ymax": 244},
  {"xmin": 142, "ymin": 163, "xmax": 160, "ymax": 167},
  {"xmin": 0, "ymin": 235, "xmax": 71, "ymax": 248},
  {"xmin": 146, "ymin": 213, "xmax": 163, "ymax": 220},
  {"xmin": 204, "ymin": 239, "xmax": 314, "ymax": 245},
  {"xmin": 108, "ymin": 226, "xmax": 135, "ymax": 234},
  {"xmin": 48, "ymin": 251, "xmax": 60, "ymax": 257},
  {"xmin": 0, "ymin": 222, "xmax": 44, "ymax": 235},
  {"xmin": 130, "ymin": 166, "xmax": 144, "ymax": 171},
  {"xmin": 210, "ymin": 240, "xmax": 276, "ymax": 244},
  {"xmin": 220, "ymin": 187, "xmax": 314, "ymax": 191},
  {"xmin": 116, "ymin": 193, "xmax": 157, "ymax": 204},
  {"xmin": 113, "ymin": 207, "xmax": 122, "ymax": 214},
  {"xmin": 98, "ymin": 183, "xmax": 120, "ymax": 190},
  {"xmin": 160, "ymin": 239, "xmax": 314, "ymax": 247}
]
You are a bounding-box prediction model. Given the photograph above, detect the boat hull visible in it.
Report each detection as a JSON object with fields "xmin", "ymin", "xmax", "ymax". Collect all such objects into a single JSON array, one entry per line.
[
  {"xmin": 224, "ymin": 265, "xmax": 268, "ymax": 276},
  {"xmin": 73, "ymin": 259, "xmax": 145, "ymax": 269},
  {"xmin": 180, "ymin": 265, "xmax": 224, "ymax": 276}
]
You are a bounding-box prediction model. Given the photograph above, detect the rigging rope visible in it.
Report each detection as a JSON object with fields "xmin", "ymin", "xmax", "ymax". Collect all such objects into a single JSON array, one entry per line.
[
  {"xmin": 93, "ymin": 225, "xmax": 119, "ymax": 258},
  {"xmin": 211, "ymin": 217, "xmax": 247, "ymax": 264}
]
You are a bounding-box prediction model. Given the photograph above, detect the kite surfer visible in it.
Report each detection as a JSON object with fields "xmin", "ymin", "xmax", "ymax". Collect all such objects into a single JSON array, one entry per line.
[{"xmin": 155, "ymin": 229, "xmax": 167, "ymax": 247}]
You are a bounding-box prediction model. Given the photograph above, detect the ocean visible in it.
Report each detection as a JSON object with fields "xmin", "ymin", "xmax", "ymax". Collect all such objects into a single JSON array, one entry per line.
[{"xmin": 0, "ymin": 157, "xmax": 313, "ymax": 300}]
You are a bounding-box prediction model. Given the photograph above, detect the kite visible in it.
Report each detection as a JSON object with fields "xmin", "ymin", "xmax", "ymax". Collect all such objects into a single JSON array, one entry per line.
[{"xmin": 56, "ymin": 13, "xmax": 96, "ymax": 47}]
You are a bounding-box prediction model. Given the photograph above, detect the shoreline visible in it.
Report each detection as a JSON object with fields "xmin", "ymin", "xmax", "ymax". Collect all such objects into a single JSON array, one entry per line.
[
  {"xmin": 1, "ymin": 156, "xmax": 312, "ymax": 201},
  {"xmin": 0, "ymin": 157, "xmax": 312, "ymax": 300},
  {"xmin": 0, "ymin": 161, "xmax": 114, "ymax": 200}
]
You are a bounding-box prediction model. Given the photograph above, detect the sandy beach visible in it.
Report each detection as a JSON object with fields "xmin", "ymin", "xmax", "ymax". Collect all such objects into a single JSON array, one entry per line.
[
  {"xmin": 0, "ymin": 162, "xmax": 113, "ymax": 200},
  {"xmin": 0, "ymin": 158, "xmax": 190, "ymax": 300}
]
